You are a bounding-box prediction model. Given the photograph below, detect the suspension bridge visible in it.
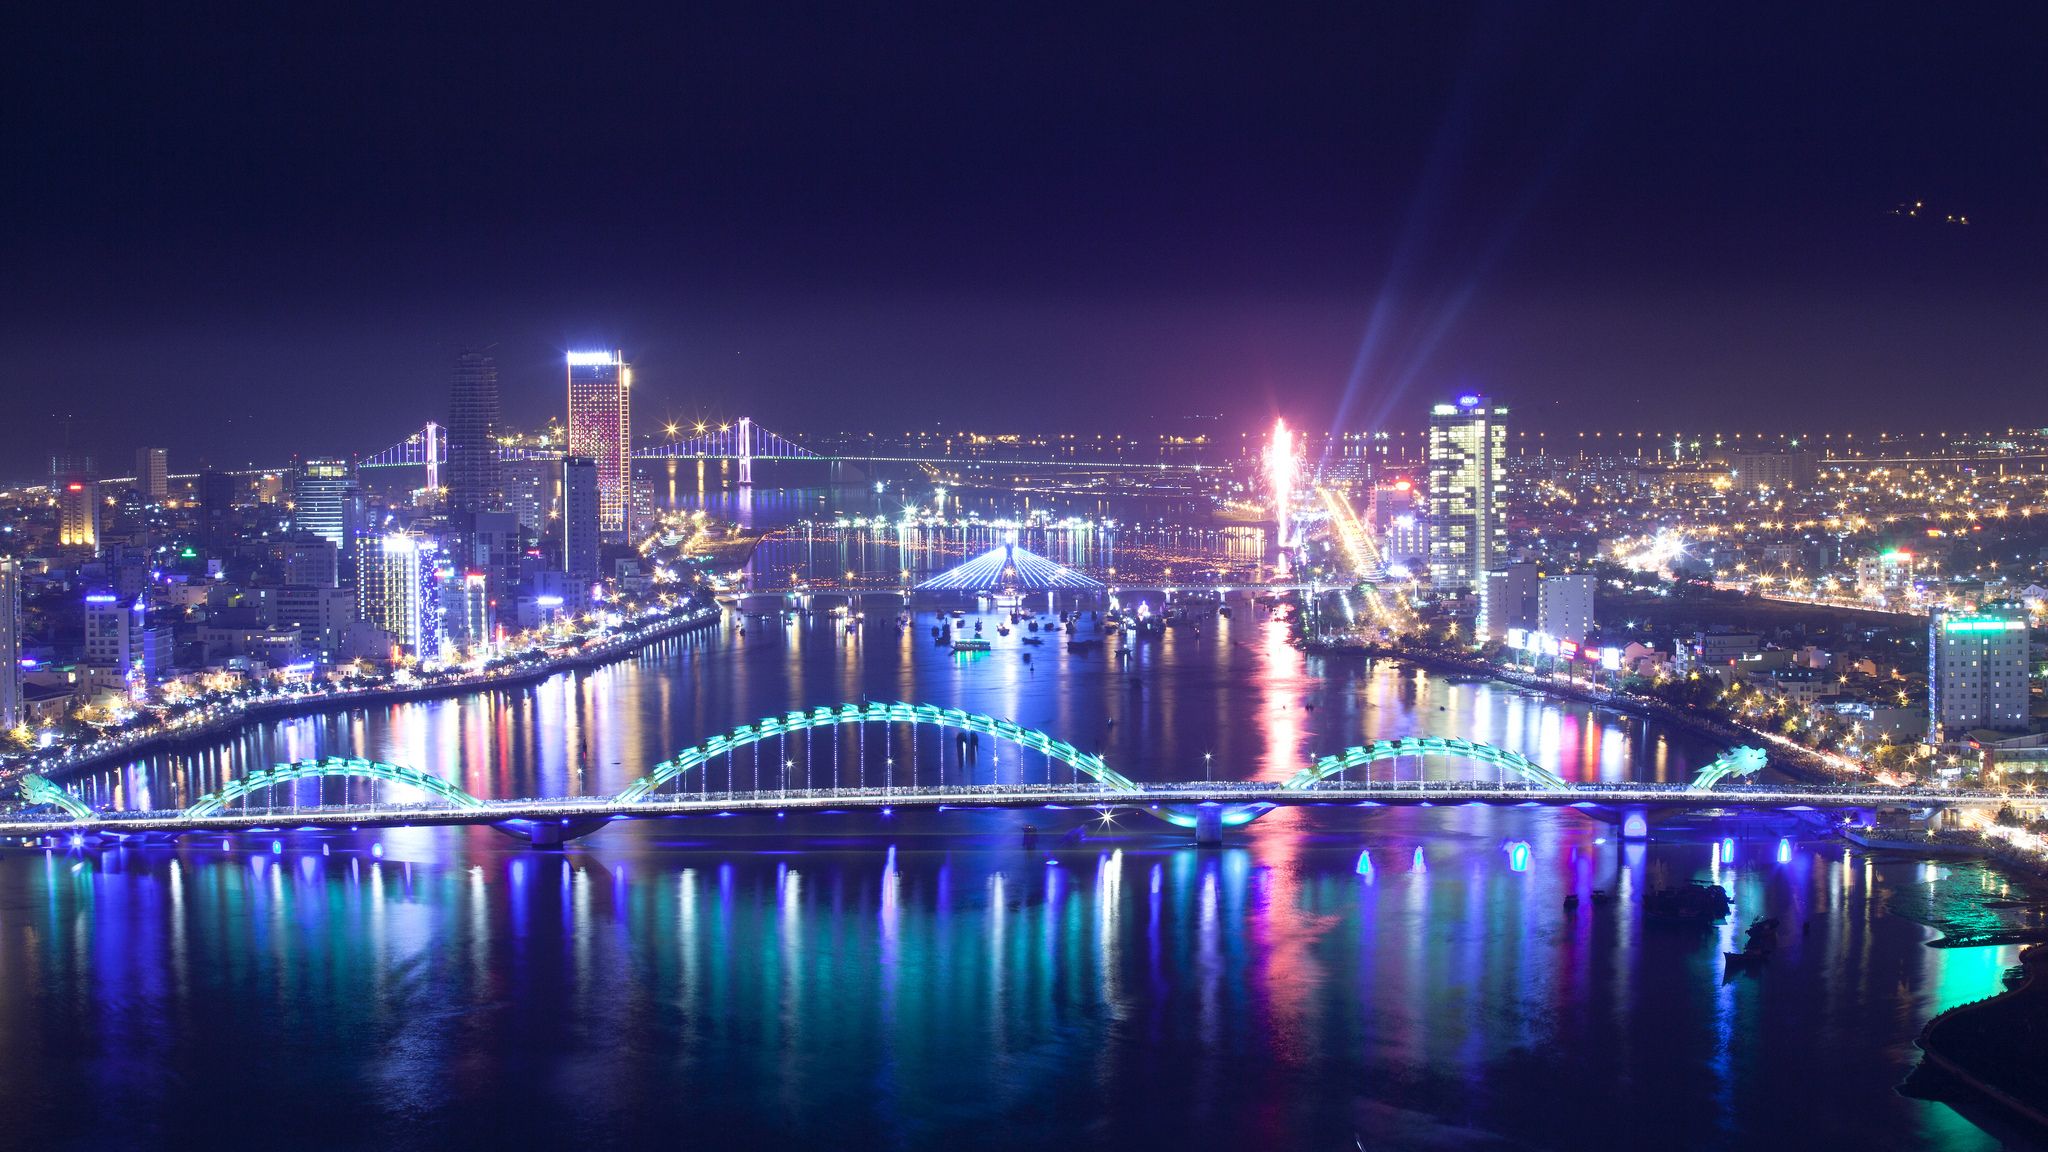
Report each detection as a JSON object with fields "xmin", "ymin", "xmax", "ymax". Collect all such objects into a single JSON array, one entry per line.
[{"xmin": 6, "ymin": 703, "xmax": 2025, "ymax": 847}]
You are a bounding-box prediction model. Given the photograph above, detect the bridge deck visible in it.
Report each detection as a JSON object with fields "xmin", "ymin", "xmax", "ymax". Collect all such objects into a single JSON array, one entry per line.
[{"xmin": 0, "ymin": 781, "xmax": 2014, "ymax": 839}]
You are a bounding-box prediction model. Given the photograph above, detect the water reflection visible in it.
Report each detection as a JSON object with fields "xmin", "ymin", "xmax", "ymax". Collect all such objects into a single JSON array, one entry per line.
[
  {"xmin": 0, "ymin": 817, "xmax": 2017, "ymax": 1149},
  {"xmin": 87, "ymin": 617, "xmax": 1722, "ymax": 810}
]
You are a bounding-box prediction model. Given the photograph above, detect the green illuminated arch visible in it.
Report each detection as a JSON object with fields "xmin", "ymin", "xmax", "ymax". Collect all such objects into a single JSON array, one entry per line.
[
  {"xmin": 19, "ymin": 774, "xmax": 95, "ymax": 819},
  {"xmin": 183, "ymin": 757, "xmax": 488, "ymax": 818},
  {"xmin": 1686, "ymin": 746, "xmax": 1768, "ymax": 791},
  {"xmin": 616, "ymin": 701, "xmax": 1138, "ymax": 801},
  {"xmin": 1283, "ymin": 736, "xmax": 1572, "ymax": 792}
]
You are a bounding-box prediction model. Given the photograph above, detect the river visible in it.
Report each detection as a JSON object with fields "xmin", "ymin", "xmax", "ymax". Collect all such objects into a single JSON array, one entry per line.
[{"xmin": 3, "ymin": 606, "xmax": 2032, "ymax": 1150}]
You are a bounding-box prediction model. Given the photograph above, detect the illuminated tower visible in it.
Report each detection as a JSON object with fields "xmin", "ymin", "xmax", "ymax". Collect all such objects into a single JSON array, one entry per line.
[
  {"xmin": 355, "ymin": 533, "xmax": 439, "ymax": 657},
  {"xmin": 566, "ymin": 350, "xmax": 631, "ymax": 539},
  {"xmin": 295, "ymin": 458, "xmax": 360, "ymax": 580},
  {"xmin": 447, "ymin": 352, "xmax": 501, "ymax": 514},
  {"xmin": 0, "ymin": 558, "xmax": 18, "ymax": 729},
  {"xmin": 1426, "ymin": 394, "xmax": 1508, "ymax": 592}
]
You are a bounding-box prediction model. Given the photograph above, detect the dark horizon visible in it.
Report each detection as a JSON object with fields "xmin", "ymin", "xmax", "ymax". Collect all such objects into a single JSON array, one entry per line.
[{"xmin": 6, "ymin": 3, "xmax": 2048, "ymax": 472}]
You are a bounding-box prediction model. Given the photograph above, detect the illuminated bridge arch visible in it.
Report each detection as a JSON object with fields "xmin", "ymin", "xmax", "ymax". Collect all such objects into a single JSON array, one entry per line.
[
  {"xmin": 617, "ymin": 702, "xmax": 1138, "ymax": 801},
  {"xmin": 183, "ymin": 757, "xmax": 488, "ymax": 818},
  {"xmin": 1283, "ymin": 736, "xmax": 1572, "ymax": 792},
  {"xmin": 20, "ymin": 774, "xmax": 95, "ymax": 819}
]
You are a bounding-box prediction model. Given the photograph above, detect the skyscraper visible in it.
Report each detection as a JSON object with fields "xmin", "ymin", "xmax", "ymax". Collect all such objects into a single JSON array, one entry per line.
[
  {"xmin": 566, "ymin": 350, "xmax": 630, "ymax": 539},
  {"xmin": 1929, "ymin": 606, "xmax": 2030, "ymax": 738},
  {"xmin": 199, "ymin": 470, "xmax": 237, "ymax": 546},
  {"xmin": 135, "ymin": 448, "xmax": 169, "ymax": 501},
  {"xmin": 356, "ymin": 533, "xmax": 439, "ymax": 658},
  {"xmin": 1426, "ymin": 394, "xmax": 1508, "ymax": 592},
  {"xmin": 0, "ymin": 558, "xmax": 18, "ymax": 730},
  {"xmin": 295, "ymin": 458, "xmax": 360, "ymax": 567},
  {"xmin": 56, "ymin": 480, "xmax": 98, "ymax": 552},
  {"xmin": 561, "ymin": 455, "xmax": 600, "ymax": 590},
  {"xmin": 447, "ymin": 352, "xmax": 501, "ymax": 514},
  {"xmin": 51, "ymin": 451, "xmax": 98, "ymax": 552}
]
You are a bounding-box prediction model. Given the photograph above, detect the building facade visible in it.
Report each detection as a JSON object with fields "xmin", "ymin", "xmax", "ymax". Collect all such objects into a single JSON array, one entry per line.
[
  {"xmin": 561, "ymin": 455, "xmax": 601, "ymax": 590},
  {"xmin": 134, "ymin": 448, "xmax": 169, "ymax": 501},
  {"xmin": 447, "ymin": 351, "xmax": 501, "ymax": 515},
  {"xmin": 355, "ymin": 534, "xmax": 439, "ymax": 658},
  {"xmin": 1537, "ymin": 573, "xmax": 1597, "ymax": 648},
  {"xmin": 1479, "ymin": 562, "xmax": 1538, "ymax": 642},
  {"xmin": 0, "ymin": 558, "xmax": 17, "ymax": 728},
  {"xmin": 57, "ymin": 478, "xmax": 98, "ymax": 552},
  {"xmin": 1929, "ymin": 606, "xmax": 2030, "ymax": 738},
  {"xmin": 565, "ymin": 350, "xmax": 631, "ymax": 539},
  {"xmin": 295, "ymin": 458, "xmax": 360, "ymax": 572},
  {"xmin": 1425, "ymin": 394, "xmax": 1508, "ymax": 592}
]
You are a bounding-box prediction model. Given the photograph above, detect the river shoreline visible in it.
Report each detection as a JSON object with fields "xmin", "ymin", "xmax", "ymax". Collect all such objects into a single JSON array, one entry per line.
[
  {"xmin": 24, "ymin": 603, "xmax": 725, "ymax": 789},
  {"xmin": 1908, "ymin": 943, "xmax": 2048, "ymax": 1137},
  {"xmin": 1313, "ymin": 641, "xmax": 1853, "ymax": 786}
]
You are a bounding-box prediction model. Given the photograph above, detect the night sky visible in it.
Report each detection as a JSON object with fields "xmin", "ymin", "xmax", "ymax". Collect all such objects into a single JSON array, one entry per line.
[{"xmin": 5, "ymin": 3, "xmax": 2047, "ymax": 476}]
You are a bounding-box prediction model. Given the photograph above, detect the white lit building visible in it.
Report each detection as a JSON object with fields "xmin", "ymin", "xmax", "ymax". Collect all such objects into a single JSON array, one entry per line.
[
  {"xmin": 1929, "ymin": 606, "xmax": 2031, "ymax": 738},
  {"xmin": 1426, "ymin": 394, "xmax": 1508, "ymax": 592},
  {"xmin": 355, "ymin": 534, "xmax": 440, "ymax": 658}
]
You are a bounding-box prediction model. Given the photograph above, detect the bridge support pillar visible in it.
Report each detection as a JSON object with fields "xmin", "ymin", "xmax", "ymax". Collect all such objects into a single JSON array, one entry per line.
[
  {"xmin": 1620, "ymin": 806, "xmax": 1650, "ymax": 840},
  {"xmin": 1193, "ymin": 804, "xmax": 1224, "ymax": 847}
]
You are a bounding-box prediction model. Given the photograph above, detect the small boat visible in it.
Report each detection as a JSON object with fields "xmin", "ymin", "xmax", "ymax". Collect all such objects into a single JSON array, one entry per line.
[
  {"xmin": 1563, "ymin": 894, "xmax": 1580, "ymax": 911},
  {"xmin": 1068, "ymin": 638, "xmax": 1102, "ymax": 654},
  {"xmin": 1021, "ymin": 635, "xmax": 1044, "ymax": 646},
  {"xmin": 952, "ymin": 637, "xmax": 993, "ymax": 652},
  {"xmin": 1589, "ymin": 889, "xmax": 1616, "ymax": 907},
  {"xmin": 997, "ymin": 626, "xmax": 1010, "ymax": 637}
]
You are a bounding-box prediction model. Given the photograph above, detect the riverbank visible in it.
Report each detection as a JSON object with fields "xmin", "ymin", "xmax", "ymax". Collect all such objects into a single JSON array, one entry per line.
[
  {"xmin": 8, "ymin": 602, "xmax": 725, "ymax": 790},
  {"xmin": 1908, "ymin": 943, "xmax": 2048, "ymax": 1137},
  {"xmin": 1312, "ymin": 641, "xmax": 1855, "ymax": 786}
]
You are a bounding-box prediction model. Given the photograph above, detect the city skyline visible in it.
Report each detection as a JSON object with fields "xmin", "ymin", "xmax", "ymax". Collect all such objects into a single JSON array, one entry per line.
[{"xmin": 6, "ymin": 6, "xmax": 2048, "ymax": 1149}]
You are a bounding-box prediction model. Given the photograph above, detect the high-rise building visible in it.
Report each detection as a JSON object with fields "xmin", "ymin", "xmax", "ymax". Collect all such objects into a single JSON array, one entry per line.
[
  {"xmin": 1480, "ymin": 562, "xmax": 1539, "ymax": 642},
  {"xmin": 84, "ymin": 590, "xmax": 141, "ymax": 671},
  {"xmin": 1929, "ymin": 606, "xmax": 2030, "ymax": 738},
  {"xmin": 1426, "ymin": 394, "xmax": 1508, "ymax": 592},
  {"xmin": 566, "ymin": 350, "xmax": 631, "ymax": 539},
  {"xmin": 561, "ymin": 455, "xmax": 601, "ymax": 589},
  {"xmin": 501, "ymin": 456, "xmax": 555, "ymax": 535},
  {"xmin": 355, "ymin": 534, "xmax": 439, "ymax": 658},
  {"xmin": 135, "ymin": 448, "xmax": 169, "ymax": 501},
  {"xmin": 1537, "ymin": 573, "xmax": 1597, "ymax": 648},
  {"xmin": 295, "ymin": 458, "xmax": 360, "ymax": 570},
  {"xmin": 1724, "ymin": 449, "xmax": 1819, "ymax": 494},
  {"xmin": 447, "ymin": 352, "xmax": 501, "ymax": 515},
  {"xmin": 0, "ymin": 558, "xmax": 18, "ymax": 729},
  {"xmin": 56, "ymin": 478, "xmax": 99, "ymax": 552},
  {"xmin": 439, "ymin": 570, "xmax": 492, "ymax": 651},
  {"xmin": 199, "ymin": 470, "xmax": 238, "ymax": 545},
  {"xmin": 276, "ymin": 585, "xmax": 356, "ymax": 658}
]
